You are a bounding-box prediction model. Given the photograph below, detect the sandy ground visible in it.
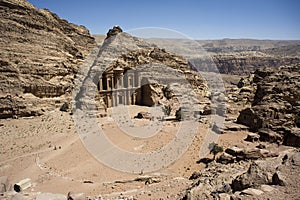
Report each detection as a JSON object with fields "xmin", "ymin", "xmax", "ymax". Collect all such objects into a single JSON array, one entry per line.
[{"xmin": 0, "ymin": 105, "xmax": 248, "ymax": 199}]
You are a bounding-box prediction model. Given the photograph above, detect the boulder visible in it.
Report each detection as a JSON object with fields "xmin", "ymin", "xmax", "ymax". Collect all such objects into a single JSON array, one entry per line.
[
  {"xmin": 67, "ymin": 192, "xmax": 86, "ymax": 200},
  {"xmin": 258, "ymin": 129, "xmax": 282, "ymax": 143},
  {"xmin": 260, "ymin": 184, "xmax": 274, "ymax": 192},
  {"xmin": 225, "ymin": 146, "xmax": 274, "ymax": 161},
  {"xmin": 237, "ymin": 108, "xmax": 262, "ymax": 132},
  {"xmin": 259, "ymin": 149, "xmax": 278, "ymax": 158},
  {"xmin": 217, "ymin": 152, "xmax": 235, "ymax": 164},
  {"xmin": 241, "ymin": 188, "xmax": 264, "ymax": 196},
  {"xmin": 231, "ymin": 162, "xmax": 270, "ymax": 192},
  {"xmin": 212, "ymin": 123, "xmax": 224, "ymax": 134},
  {"xmin": 237, "ymin": 148, "xmax": 262, "ymax": 160},
  {"xmin": 245, "ymin": 133, "xmax": 260, "ymax": 142},
  {"xmin": 224, "ymin": 122, "xmax": 248, "ymax": 131},
  {"xmin": 145, "ymin": 177, "xmax": 160, "ymax": 185},
  {"xmin": 134, "ymin": 112, "xmax": 151, "ymax": 119},
  {"xmin": 225, "ymin": 146, "xmax": 243, "ymax": 157}
]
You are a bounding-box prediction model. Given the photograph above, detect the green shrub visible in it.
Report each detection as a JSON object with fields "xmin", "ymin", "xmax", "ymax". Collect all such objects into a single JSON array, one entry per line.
[{"xmin": 209, "ymin": 142, "xmax": 223, "ymax": 160}]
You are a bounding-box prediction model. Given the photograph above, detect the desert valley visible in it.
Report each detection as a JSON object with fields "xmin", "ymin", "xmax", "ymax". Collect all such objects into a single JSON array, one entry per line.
[{"xmin": 0, "ymin": 0, "xmax": 299, "ymax": 200}]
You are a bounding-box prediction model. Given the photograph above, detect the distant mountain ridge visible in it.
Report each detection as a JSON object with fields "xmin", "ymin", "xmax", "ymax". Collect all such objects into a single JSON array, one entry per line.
[
  {"xmin": 146, "ymin": 38, "xmax": 300, "ymax": 75},
  {"xmin": 197, "ymin": 38, "xmax": 300, "ymax": 53},
  {"xmin": 146, "ymin": 38, "xmax": 300, "ymax": 53}
]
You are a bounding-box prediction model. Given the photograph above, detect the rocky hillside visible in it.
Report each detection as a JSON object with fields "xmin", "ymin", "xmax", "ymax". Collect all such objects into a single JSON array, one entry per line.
[
  {"xmin": 183, "ymin": 146, "xmax": 300, "ymax": 200},
  {"xmin": 0, "ymin": 0, "xmax": 96, "ymax": 118},
  {"xmin": 237, "ymin": 64, "xmax": 300, "ymax": 147},
  {"xmin": 75, "ymin": 26, "xmax": 210, "ymax": 119}
]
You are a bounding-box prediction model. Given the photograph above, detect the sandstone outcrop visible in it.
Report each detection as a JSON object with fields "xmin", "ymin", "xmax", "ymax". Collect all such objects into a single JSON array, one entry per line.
[
  {"xmin": 0, "ymin": 0, "xmax": 96, "ymax": 118},
  {"xmin": 231, "ymin": 162, "xmax": 270, "ymax": 192},
  {"xmin": 184, "ymin": 148, "xmax": 299, "ymax": 200},
  {"xmin": 76, "ymin": 27, "xmax": 210, "ymax": 119},
  {"xmin": 237, "ymin": 64, "xmax": 300, "ymax": 146},
  {"xmin": 106, "ymin": 25, "xmax": 123, "ymax": 39}
]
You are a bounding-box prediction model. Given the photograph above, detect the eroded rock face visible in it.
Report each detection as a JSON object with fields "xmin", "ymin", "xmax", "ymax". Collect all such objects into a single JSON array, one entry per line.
[
  {"xmin": 283, "ymin": 128, "xmax": 300, "ymax": 147},
  {"xmin": 106, "ymin": 25, "xmax": 123, "ymax": 39},
  {"xmin": 237, "ymin": 64, "xmax": 300, "ymax": 146},
  {"xmin": 212, "ymin": 52, "xmax": 300, "ymax": 75},
  {"xmin": 0, "ymin": 0, "xmax": 96, "ymax": 118},
  {"xmin": 86, "ymin": 29, "xmax": 209, "ymax": 117}
]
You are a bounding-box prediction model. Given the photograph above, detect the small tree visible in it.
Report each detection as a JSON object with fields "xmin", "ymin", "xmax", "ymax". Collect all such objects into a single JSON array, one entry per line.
[
  {"xmin": 162, "ymin": 105, "xmax": 172, "ymax": 116},
  {"xmin": 209, "ymin": 142, "xmax": 223, "ymax": 160}
]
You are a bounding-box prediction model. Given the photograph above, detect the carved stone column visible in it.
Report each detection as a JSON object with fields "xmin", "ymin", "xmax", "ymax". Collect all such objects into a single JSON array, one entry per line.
[
  {"xmin": 125, "ymin": 91, "xmax": 128, "ymax": 105},
  {"xmin": 111, "ymin": 74, "xmax": 114, "ymax": 90},
  {"xmin": 107, "ymin": 77, "xmax": 110, "ymax": 90},
  {"xmin": 99, "ymin": 78, "xmax": 103, "ymax": 91},
  {"xmin": 114, "ymin": 92, "xmax": 118, "ymax": 106},
  {"xmin": 132, "ymin": 92, "xmax": 136, "ymax": 105}
]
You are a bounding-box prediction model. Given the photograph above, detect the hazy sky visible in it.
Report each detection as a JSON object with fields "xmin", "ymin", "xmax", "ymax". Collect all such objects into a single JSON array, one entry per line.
[{"xmin": 27, "ymin": 0, "xmax": 300, "ymax": 40}]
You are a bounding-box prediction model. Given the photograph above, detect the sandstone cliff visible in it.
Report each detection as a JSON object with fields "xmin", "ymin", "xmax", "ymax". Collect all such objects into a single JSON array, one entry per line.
[
  {"xmin": 212, "ymin": 51, "xmax": 300, "ymax": 75},
  {"xmin": 0, "ymin": 0, "xmax": 96, "ymax": 118}
]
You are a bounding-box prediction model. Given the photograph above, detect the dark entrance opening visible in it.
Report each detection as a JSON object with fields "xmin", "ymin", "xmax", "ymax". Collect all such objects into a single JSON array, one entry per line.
[{"xmin": 119, "ymin": 95, "xmax": 123, "ymax": 104}]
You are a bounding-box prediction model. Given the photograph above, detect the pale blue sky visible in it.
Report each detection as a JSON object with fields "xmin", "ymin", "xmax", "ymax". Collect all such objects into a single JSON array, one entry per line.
[{"xmin": 28, "ymin": 0, "xmax": 300, "ymax": 40}]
